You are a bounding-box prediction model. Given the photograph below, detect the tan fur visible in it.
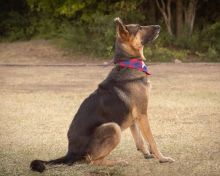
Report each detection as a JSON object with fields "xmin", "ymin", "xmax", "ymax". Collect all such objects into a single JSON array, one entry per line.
[
  {"xmin": 85, "ymin": 123, "xmax": 123, "ymax": 165},
  {"xmin": 130, "ymin": 123, "xmax": 152, "ymax": 156}
]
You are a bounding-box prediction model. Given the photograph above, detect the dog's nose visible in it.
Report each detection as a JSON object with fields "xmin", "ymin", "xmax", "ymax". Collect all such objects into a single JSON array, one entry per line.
[{"xmin": 154, "ymin": 25, "xmax": 160, "ymax": 31}]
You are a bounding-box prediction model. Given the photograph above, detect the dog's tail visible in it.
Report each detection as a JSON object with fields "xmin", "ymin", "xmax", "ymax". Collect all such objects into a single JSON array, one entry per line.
[{"xmin": 30, "ymin": 153, "xmax": 82, "ymax": 173}]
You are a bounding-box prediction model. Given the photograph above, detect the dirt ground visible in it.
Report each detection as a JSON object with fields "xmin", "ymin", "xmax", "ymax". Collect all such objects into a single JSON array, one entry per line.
[{"xmin": 0, "ymin": 40, "xmax": 220, "ymax": 176}]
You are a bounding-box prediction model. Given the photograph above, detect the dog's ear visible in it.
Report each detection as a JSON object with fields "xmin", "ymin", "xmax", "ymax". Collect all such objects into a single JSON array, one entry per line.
[{"xmin": 114, "ymin": 17, "xmax": 129, "ymax": 41}]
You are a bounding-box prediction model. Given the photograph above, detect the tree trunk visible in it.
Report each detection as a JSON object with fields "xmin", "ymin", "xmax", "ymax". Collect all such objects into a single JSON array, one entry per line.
[
  {"xmin": 184, "ymin": 0, "xmax": 198, "ymax": 36},
  {"xmin": 156, "ymin": 0, "xmax": 173, "ymax": 36},
  {"xmin": 176, "ymin": 0, "xmax": 183, "ymax": 38}
]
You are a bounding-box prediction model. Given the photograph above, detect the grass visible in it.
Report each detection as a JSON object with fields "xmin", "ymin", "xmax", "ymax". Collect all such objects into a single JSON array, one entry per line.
[{"xmin": 0, "ymin": 63, "xmax": 220, "ymax": 176}]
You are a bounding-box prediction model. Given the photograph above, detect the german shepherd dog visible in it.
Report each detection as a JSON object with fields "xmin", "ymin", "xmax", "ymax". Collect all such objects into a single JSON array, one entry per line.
[{"xmin": 30, "ymin": 17, "xmax": 174, "ymax": 173}]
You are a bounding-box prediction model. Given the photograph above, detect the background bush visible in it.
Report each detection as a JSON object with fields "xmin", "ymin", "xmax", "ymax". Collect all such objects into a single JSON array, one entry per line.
[{"xmin": 0, "ymin": 0, "xmax": 219, "ymax": 61}]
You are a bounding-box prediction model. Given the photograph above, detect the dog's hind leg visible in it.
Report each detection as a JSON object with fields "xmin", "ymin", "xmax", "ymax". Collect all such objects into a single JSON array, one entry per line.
[
  {"xmin": 130, "ymin": 122, "xmax": 154, "ymax": 159},
  {"xmin": 86, "ymin": 122, "xmax": 127, "ymax": 166}
]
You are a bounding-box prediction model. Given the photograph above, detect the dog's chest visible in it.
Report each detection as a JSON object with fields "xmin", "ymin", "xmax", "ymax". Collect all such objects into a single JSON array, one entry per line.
[
  {"xmin": 128, "ymin": 78, "xmax": 150, "ymax": 108},
  {"xmin": 120, "ymin": 79, "xmax": 150, "ymax": 130}
]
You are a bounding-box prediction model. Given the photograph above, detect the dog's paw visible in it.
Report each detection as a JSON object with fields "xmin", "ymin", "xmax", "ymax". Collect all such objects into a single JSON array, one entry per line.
[
  {"xmin": 144, "ymin": 153, "xmax": 154, "ymax": 159},
  {"xmin": 159, "ymin": 157, "xmax": 175, "ymax": 163}
]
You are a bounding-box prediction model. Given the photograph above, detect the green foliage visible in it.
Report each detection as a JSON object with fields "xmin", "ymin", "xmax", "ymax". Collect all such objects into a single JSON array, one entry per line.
[
  {"xmin": 199, "ymin": 22, "xmax": 220, "ymax": 53},
  {"xmin": 155, "ymin": 22, "xmax": 220, "ymax": 61},
  {"xmin": 0, "ymin": 11, "xmax": 30, "ymax": 41},
  {"xmin": 30, "ymin": 16, "xmax": 60, "ymax": 39},
  {"xmin": 205, "ymin": 47, "xmax": 219, "ymax": 61},
  {"xmin": 27, "ymin": 0, "xmax": 63, "ymax": 16},
  {"xmin": 56, "ymin": 14, "xmax": 116, "ymax": 57},
  {"xmin": 155, "ymin": 26, "xmax": 175, "ymax": 47},
  {"xmin": 0, "ymin": 0, "xmax": 219, "ymax": 61},
  {"xmin": 144, "ymin": 46, "xmax": 188, "ymax": 62}
]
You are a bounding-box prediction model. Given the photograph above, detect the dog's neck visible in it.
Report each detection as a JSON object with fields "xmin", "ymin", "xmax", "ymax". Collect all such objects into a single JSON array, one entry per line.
[
  {"xmin": 116, "ymin": 58, "xmax": 151, "ymax": 75},
  {"xmin": 113, "ymin": 40, "xmax": 140, "ymax": 64}
]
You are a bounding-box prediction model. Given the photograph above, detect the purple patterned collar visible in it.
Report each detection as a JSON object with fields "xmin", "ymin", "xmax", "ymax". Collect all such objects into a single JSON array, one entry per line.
[{"xmin": 117, "ymin": 58, "xmax": 151, "ymax": 75}]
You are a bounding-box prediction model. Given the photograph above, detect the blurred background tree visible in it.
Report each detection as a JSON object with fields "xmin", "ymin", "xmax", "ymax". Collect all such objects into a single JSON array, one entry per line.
[{"xmin": 0, "ymin": 0, "xmax": 219, "ymax": 61}]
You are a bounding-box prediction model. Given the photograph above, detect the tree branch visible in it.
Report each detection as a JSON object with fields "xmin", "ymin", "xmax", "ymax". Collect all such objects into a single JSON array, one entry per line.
[
  {"xmin": 155, "ymin": 0, "xmax": 162, "ymax": 12},
  {"xmin": 167, "ymin": 0, "xmax": 171, "ymax": 21},
  {"xmin": 156, "ymin": 0, "xmax": 173, "ymax": 36}
]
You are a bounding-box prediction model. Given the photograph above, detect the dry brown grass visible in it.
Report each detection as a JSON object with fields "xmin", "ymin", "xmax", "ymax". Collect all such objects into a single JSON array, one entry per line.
[
  {"xmin": 0, "ymin": 62, "xmax": 220, "ymax": 176},
  {"xmin": 0, "ymin": 40, "xmax": 219, "ymax": 175}
]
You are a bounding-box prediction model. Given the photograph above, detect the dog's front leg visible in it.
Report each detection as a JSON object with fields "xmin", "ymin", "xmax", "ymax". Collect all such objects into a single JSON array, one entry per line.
[
  {"xmin": 138, "ymin": 115, "xmax": 174, "ymax": 163},
  {"xmin": 130, "ymin": 123, "xmax": 154, "ymax": 159}
]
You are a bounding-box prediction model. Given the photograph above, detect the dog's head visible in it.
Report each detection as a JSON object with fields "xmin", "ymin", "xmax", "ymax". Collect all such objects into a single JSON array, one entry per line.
[{"xmin": 114, "ymin": 17, "xmax": 160, "ymax": 62}]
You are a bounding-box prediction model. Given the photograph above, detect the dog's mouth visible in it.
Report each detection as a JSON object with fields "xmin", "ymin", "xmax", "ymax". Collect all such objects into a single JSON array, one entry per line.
[
  {"xmin": 153, "ymin": 30, "xmax": 160, "ymax": 40},
  {"xmin": 142, "ymin": 29, "xmax": 160, "ymax": 45}
]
